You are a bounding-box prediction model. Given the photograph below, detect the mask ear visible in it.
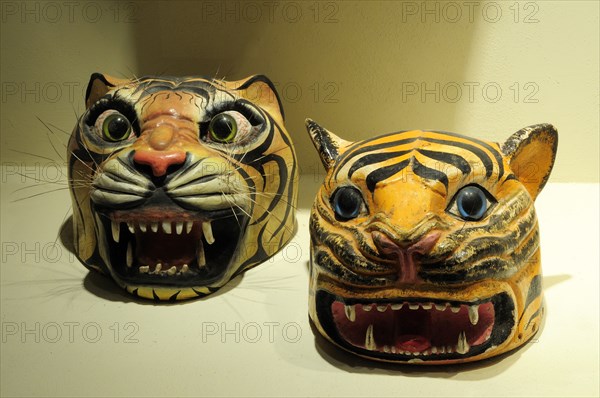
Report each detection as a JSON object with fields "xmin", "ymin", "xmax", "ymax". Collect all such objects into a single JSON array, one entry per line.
[
  {"xmin": 501, "ymin": 123, "xmax": 558, "ymax": 200},
  {"xmin": 222, "ymin": 75, "xmax": 285, "ymax": 124},
  {"xmin": 305, "ymin": 119, "xmax": 354, "ymax": 171},
  {"xmin": 85, "ymin": 73, "xmax": 130, "ymax": 109}
]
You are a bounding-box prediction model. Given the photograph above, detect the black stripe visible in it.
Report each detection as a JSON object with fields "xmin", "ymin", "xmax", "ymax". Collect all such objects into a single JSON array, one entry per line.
[
  {"xmin": 365, "ymin": 159, "xmax": 411, "ymax": 192},
  {"xmin": 270, "ymin": 120, "xmax": 297, "ymax": 238},
  {"xmin": 412, "ymin": 158, "xmax": 448, "ymax": 190},
  {"xmin": 524, "ymin": 274, "xmax": 543, "ymax": 311},
  {"xmin": 335, "ymin": 136, "xmax": 417, "ymax": 179},
  {"xmin": 431, "ymin": 130, "xmax": 505, "ymax": 178},
  {"xmin": 525, "ymin": 307, "xmax": 543, "ymax": 329},
  {"xmin": 237, "ymin": 75, "xmax": 285, "ymax": 120},
  {"xmin": 169, "ymin": 291, "xmax": 181, "ymax": 301},
  {"xmin": 314, "ymin": 250, "xmax": 389, "ymax": 286},
  {"xmin": 421, "ymin": 137, "xmax": 494, "ymax": 178},
  {"xmin": 310, "ymin": 212, "xmax": 395, "ymax": 275},
  {"xmin": 416, "ymin": 149, "xmax": 471, "ymax": 175},
  {"xmin": 348, "ymin": 150, "xmax": 411, "ymax": 178}
]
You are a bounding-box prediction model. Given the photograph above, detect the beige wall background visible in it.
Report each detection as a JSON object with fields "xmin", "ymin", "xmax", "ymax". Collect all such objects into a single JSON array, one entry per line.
[{"xmin": 1, "ymin": 0, "xmax": 598, "ymax": 182}]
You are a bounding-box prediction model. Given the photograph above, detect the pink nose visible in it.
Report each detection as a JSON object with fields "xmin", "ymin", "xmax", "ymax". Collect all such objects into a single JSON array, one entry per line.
[
  {"xmin": 372, "ymin": 231, "xmax": 441, "ymax": 284},
  {"xmin": 133, "ymin": 150, "xmax": 186, "ymax": 177}
]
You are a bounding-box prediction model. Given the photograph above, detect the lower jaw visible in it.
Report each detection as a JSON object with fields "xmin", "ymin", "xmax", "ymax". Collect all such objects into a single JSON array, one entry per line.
[{"xmin": 315, "ymin": 290, "xmax": 514, "ymax": 363}]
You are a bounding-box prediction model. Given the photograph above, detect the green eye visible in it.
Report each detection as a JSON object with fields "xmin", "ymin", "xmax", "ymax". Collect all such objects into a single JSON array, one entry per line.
[
  {"xmin": 102, "ymin": 113, "xmax": 131, "ymax": 142},
  {"xmin": 209, "ymin": 113, "xmax": 238, "ymax": 143}
]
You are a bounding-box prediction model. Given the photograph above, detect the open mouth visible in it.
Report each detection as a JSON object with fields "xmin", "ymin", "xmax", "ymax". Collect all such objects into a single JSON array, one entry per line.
[
  {"xmin": 95, "ymin": 205, "xmax": 247, "ymax": 286},
  {"xmin": 316, "ymin": 290, "xmax": 514, "ymax": 362}
]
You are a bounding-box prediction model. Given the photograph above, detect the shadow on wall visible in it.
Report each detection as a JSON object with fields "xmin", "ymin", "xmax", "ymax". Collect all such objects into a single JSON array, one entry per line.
[{"xmin": 131, "ymin": 1, "xmax": 478, "ymax": 177}]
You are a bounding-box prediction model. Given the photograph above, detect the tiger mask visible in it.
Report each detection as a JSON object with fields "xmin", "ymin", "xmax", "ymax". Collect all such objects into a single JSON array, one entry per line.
[
  {"xmin": 68, "ymin": 73, "xmax": 298, "ymax": 301},
  {"xmin": 306, "ymin": 119, "xmax": 557, "ymax": 364}
]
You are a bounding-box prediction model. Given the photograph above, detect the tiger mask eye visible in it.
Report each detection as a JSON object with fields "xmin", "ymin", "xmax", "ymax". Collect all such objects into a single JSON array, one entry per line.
[{"xmin": 306, "ymin": 119, "xmax": 557, "ymax": 365}]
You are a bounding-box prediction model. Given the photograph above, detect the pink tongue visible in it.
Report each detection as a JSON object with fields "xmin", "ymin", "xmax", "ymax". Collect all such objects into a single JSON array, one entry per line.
[{"xmin": 397, "ymin": 335, "xmax": 431, "ymax": 352}]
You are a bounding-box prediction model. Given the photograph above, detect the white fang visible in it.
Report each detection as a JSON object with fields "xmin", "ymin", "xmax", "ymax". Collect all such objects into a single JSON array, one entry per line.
[
  {"xmin": 365, "ymin": 324, "xmax": 376, "ymax": 351},
  {"xmin": 344, "ymin": 305, "xmax": 356, "ymax": 322},
  {"xmin": 202, "ymin": 221, "xmax": 215, "ymax": 244},
  {"xmin": 126, "ymin": 242, "xmax": 133, "ymax": 268},
  {"xmin": 468, "ymin": 305, "xmax": 479, "ymax": 325},
  {"xmin": 111, "ymin": 221, "xmax": 120, "ymax": 242}
]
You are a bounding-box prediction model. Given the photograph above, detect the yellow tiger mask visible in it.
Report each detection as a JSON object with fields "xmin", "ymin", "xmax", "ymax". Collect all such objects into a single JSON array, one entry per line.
[
  {"xmin": 68, "ymin": 73, "xmax": 297, "ymax": 301},
  {"xmin": 306, "ymin": 119, "xmax": 557, "ymax": 364}
]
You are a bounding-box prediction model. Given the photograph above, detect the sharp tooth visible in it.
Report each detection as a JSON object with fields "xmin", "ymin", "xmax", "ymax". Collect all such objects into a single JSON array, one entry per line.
[
  {"xmin": 175, "ymin": 222, "xmax": 184, "ymax": 235},
  {"xmin": 451, "ymin": 305, "xmax": 461, "ymax": 313},
  {"xmin": 365, "ymin": 324, "xmax": 376, "ymax": 351},
  {"xmin": 127, "ymin": 222, "xmax": 135, "ymax": 234},
  {"xmin": 344, "ymin": 305, "xmax": 356, "ymax": 322},
  {"xmin": 446, "ymin": 345, "xmax": 453, "ymax": 354},
  {"xmin": 391, "ymin": 303, "xmax": 403, "ymax": 310},
  {"xmin": 151, "ymin": 222, "xmax": 158, "ymax": 233},
  {"xmin": 383, "ymin": 345, "xmax": 391, "ymax": 353},
  {"xmin": 377, "ymin": 304, "xmax": 387, "ymax": 312},
  {"xmin": 362, "ymin": 304, "xmax": 372, "ymax": 312},
  {"xmin": 154, "ymin": 263, "xmax": 162, "ymax": 274},
  {"xmin": 421, "ymin": 303, "xmax": 433, "ymax": 310},
  {"xmin": 163, "ymin": 222, "xmax": 172, "ymax": 234},
  {"xmin": 435, "ymin": 303, "xmax": 447, "ymax": 311},
  {"xmin": 456, "ymin": 331, "xmax": 470, "ymax": 354},
  {"xmin": 431, "ymin": 346, "xmax": 438, "ymax": 354},
  {"xmin": 181, "ymin": 264, "xmax": 189, "ymax": 274},
  {"xmin": 167, "ymin": 266, "xmax": 177, "ymax": 276},
  {"xmin": 439, "ymin": 346, "xmax": 445, "ymax": 354},
  {"xmin": 139, "ymin": 222, "xmax": 147, "ymax": 233},
  {"xmin": 408, "ymin": 303, "xmax": 419, "ymax": 310},
  {"xmin": 186, "ymin": 221, "xmax": 193, "ymax": 234},
  {"xmin": 391, "ymin": 346, "xmax": 397, "ymax": 354},
  {"xmin": 126, "ymin": 242, "xmax": 133, "ymax": 267},
  {"xmin": 202, "ymin": 221, "xmax": 215, "ymax": 244},
  {"xmin": 197, "ymin": 240, "xmax": 206, "ymax": 267},
  {"xmin": 111, "ymin": 221, "xmax": 120, "ymax": 242},
  {"xmin": 468, "ymin": 305, "xmax": 479, "ymax": 325},
  {"xmin": 139, "ymin": 265, "xmax": 149, "ymax": 273}
]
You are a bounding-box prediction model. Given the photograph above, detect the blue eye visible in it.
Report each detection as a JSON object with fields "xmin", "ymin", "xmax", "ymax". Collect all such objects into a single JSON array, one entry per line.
[
  {"xmin": 331, "ymin": 186, "xmax": 364, "ymax": 221},
  {"xmin": 449, "ymin": 185, "xmax": 493, "ymax": 221}
]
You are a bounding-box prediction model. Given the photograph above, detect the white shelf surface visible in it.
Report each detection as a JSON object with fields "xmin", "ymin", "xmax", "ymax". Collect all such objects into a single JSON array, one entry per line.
[{"xmin": 1, "ymin": 172, "xmax": 598, "ymax": 397}]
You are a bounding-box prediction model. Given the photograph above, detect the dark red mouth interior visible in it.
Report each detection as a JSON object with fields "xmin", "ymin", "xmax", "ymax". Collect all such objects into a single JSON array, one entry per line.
[
  {"xmin": 134, "ymin": 223, "xmax": 202, "ymax": 272},
  {"xmin": 331, "ymin": 300, "xmax": 495, "ymax": 356}
]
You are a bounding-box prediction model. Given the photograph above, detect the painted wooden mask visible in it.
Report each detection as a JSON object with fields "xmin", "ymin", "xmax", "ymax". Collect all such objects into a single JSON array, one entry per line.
[
  {"xmin": 306, "ymin": 119, "xmax": 557, "ymax": 364},
  {"xmin": 68, "ymin": 74, "xmax": 297, "ymax": 301}
]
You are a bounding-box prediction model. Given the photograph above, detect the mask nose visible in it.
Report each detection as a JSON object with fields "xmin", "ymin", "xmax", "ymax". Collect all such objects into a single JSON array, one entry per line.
[
  {"xmin": 133, "ymin": 124, "xmax": 186, "ymax": 177},
  {"xmin": 372, "ymin": 230, "xmax": 441, "ymax": 284}
]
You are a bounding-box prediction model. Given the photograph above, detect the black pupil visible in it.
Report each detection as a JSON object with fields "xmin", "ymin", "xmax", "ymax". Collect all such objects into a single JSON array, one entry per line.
[
  {"xmin": 459, "ymin": 188, "xmax": 484, "ymax": 217},
  {"xmin": 212, "ymin": 114, "xmax": 234, "ymax": 139},
  {"xmin": 333, "ymin": 187, "xmax": 362, "ymax": 220},
  {"xmin": 108, "ymin": 116, "xmax": 129, "ymax": 138}
]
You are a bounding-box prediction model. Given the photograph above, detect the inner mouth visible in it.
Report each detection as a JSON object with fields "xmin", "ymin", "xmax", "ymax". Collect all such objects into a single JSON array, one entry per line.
[
  {"xmin": 317, "ymin": 290, "xmax": 514, "ymax": 361},
  {"xmin": 96, "ymin": 206, "xmax": 247, "ymax": 286}
]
